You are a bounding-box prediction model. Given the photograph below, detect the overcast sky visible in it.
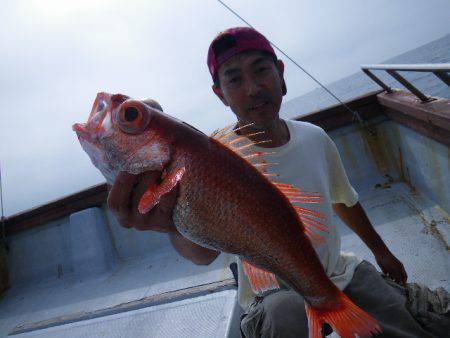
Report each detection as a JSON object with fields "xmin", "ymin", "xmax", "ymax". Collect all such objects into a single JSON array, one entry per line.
[{"xmin": 1, "ymin": 0, "xmax": 449, "ymax": 216}]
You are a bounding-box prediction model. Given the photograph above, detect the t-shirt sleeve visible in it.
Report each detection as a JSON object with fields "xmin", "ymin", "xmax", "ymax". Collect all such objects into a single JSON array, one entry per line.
[{"xmin": 323, "ymin": 133, "xmax": 359, "ymax": 207}]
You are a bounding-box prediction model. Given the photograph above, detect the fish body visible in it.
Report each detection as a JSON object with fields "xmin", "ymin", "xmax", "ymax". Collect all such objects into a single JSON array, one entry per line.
[
  {"xmin": 172, "ymin": 135, "xmax": 339, "ymax": 306},
  {"xmin": 73, "ymin": 93, "xmax": 381, "ymax": 337}
]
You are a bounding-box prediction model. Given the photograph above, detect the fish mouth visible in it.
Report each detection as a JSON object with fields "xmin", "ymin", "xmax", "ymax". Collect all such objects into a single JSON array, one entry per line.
[
  {"xmin": 73, "ymin": 123, "xmax": 97, "ymax": 143},
  {"xmin": 72, "ymin": 92, "xmax": 115, "ymax": 143}
]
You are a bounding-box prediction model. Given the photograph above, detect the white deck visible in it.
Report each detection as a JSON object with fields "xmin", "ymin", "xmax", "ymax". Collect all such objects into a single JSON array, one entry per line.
[
  {"xmin": 7, "ymin": 290, "xmax": 239, "ymax": 338},
  {"xmin": 1, "ymin": 182, "xmax": 448, "ymax": 337}
]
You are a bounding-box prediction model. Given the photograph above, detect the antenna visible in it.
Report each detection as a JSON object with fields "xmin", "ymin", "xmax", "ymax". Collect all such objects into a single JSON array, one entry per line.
[{"xmin": 215, "ymin": 0, "xmax": 374, "ymax": 134}]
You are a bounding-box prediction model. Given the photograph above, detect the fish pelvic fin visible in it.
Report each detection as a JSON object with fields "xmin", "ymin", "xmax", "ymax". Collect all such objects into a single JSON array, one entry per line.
[
  {"xmin": 138, "ymin": 166, "xmax": 185, "ymax": 214},
  {"xmin": 241, "ymin": 259, "xmax": 280, "ymax": 294},
  {"xmin": 305, "ymin": 292, "xmax": 382, "ymax": 338}
]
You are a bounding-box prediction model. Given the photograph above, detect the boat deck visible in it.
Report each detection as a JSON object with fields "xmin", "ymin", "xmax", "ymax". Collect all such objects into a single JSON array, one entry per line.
[{"xmin": 1, "ymin": 181, "xmax": 448, "ymax": 337}]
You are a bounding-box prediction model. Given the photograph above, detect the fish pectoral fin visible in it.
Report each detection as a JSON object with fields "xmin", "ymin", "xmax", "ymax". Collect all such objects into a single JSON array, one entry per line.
[
  {"xmin": 138, "ymin": 167, "xmax": 186, "ymax": 214},
  {"xmin": 305, "ymin": 292, "xmax": 381, "ymax": 338},
  {"xmin": 241, "ymin": 259, "xmax": 280, "ymax": 294}
]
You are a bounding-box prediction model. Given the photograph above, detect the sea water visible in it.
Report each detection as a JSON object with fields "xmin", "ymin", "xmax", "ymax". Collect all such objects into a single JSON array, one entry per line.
[{"xmin": 281, "ymin": 34, "xmax": 450, "ymax": 119}]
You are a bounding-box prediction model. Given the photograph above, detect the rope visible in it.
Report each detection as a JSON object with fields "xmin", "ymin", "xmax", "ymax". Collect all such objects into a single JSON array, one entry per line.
[{"xmin": 216, "ymin": 0, "xmax": 374, "ymax": 134}]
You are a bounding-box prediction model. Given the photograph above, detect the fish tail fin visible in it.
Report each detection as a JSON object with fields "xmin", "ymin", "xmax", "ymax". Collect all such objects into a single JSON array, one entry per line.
[{"xmin": 305, "ymin": 292, "xmax": 381, "ymax": 338}]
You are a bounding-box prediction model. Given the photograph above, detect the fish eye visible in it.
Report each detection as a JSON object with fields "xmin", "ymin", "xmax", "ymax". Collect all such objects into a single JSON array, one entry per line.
[
  {"xmin": 117, "ymin": 100, "xmax": 151, "ymax": 135},
  {"xmin": 124, "ymin": 107, "xmax": 139, "ymax": 122}
]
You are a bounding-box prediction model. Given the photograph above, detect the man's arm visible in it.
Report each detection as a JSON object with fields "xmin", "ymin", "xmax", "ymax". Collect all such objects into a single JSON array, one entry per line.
[
  {"xmin": 108, "ymin": 171, "xmax": 220, "ymax": 265},
  {"xmin": 332, "ymin": 202, "xmax": 408, "ymax": 285},
  {"xmin": 169, "ymin": 232, "xmax": 220, "ymax": 265}
]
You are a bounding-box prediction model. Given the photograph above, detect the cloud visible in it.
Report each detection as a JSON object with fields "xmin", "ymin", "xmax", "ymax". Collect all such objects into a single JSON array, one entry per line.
[{"xmin": 0, "ymin": 0, "xmax": 449, "ymax": 215}]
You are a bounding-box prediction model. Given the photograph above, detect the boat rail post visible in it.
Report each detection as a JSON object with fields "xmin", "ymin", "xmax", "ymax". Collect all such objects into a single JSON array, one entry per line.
[
  {"xmin": 386, "ymin": 70, "xmax": 430, "ymax": 102},
  {"xmin": 361, "ymin": 69, "xmax": 393, "ymax": 93},
  {"xmin": 433, "ymin": 71, "xmax": 450, "ymax": 86}
]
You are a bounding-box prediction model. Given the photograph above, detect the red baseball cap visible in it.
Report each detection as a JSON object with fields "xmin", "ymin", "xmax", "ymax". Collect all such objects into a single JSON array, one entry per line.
[{"xmin": 207, "ymin": 27, "xmax": 276, "ymax": 82}]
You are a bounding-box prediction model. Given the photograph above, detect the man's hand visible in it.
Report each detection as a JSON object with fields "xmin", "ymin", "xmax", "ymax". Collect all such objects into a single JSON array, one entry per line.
[
  {"xmin": 333, "ymin": 202, "xmax": 408, "ymax": 285},
  {"xmin": 107, "ymin": 171, "xmax": 220, "ymax": 265},
  {"xmin": 375, "ymin": 249, "xmax": 408, "ymax": 285},
  {"xmin": 107, "ymin": 171, "xmax": 178, "ymax": 233}
]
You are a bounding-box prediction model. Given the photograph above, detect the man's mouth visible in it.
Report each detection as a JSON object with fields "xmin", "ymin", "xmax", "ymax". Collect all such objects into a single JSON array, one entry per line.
[{"xmin": 250, "ymin": 101, "xmax": 269, "ymax": 111}]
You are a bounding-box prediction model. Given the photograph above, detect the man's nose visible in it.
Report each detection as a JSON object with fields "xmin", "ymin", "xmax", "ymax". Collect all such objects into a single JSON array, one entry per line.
[{"xmin": 245, "ymin": 77, "xmax": 263, "ymax": 96}]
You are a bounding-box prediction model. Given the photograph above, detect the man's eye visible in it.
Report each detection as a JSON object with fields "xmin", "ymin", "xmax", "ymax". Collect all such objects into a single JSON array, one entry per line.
[
  {"xmin": 257, "ymin": 66, "xmax": 268, "ymax": 74},
  {"xmin": 228, "ymin": 77, "xmax": 240, "ymax": 85}
]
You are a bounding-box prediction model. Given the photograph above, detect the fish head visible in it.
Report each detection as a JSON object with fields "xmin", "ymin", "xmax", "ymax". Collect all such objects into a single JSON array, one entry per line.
[{"xmin": 73, "ymin": 92, "xmax": 172, "ymax": 184}]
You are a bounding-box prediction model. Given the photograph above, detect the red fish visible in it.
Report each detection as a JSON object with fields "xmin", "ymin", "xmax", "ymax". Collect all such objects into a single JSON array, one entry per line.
[{"xmin": 73, "ymin": 93, "xmax": 381, "ymax": 338}]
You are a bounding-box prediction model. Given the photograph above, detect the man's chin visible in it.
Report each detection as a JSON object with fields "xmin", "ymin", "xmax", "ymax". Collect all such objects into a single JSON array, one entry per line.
[
  {"xmin": 249, "ymin": 119, "xmax": 278, "ymax": 131},
  {"xmin": 235, "ymin": 108, "xmax": 280, "ymax": 129},
  {"xmin": 252, "ymin": 113, "xmax": 280, "ymax": 128}
]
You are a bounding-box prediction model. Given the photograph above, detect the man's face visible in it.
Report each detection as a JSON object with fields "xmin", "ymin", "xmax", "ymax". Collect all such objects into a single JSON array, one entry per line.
[{"xmin": 213, "ymin": 51, "xmax": 286, "ymax": 128}]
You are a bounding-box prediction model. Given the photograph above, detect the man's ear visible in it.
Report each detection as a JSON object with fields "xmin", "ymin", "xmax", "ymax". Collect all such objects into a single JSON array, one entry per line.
[
  {"xmin": 212, "ymin": 84, "xmax": 230, "ymax": 107},
  {"xmin": 277, "ymin": 60, "xmax": 287, "ymax": 96}
]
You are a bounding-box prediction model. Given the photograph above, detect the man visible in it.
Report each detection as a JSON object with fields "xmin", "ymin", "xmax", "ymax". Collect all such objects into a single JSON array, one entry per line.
[{"xmin": 108, "ymin": 27, "xmax": 438, "ymax": 337}]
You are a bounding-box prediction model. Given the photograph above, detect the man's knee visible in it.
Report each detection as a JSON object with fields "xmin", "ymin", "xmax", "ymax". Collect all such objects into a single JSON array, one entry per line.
[
  {"xmin": 263, "ymin": 289, "xmax": 306, "ymax": 322},
  {"xmin": 241, "ymin": 290, "xmax": 309, "ymax": 338}
]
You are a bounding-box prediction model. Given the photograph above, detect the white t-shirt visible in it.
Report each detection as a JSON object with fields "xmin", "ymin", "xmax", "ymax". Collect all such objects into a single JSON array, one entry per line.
[{"xmin": 233, "ymin": 119, "xmax": 361, "ymax": 309}]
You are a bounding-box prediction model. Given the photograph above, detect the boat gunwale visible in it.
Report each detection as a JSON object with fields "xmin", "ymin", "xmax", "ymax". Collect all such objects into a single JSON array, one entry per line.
[{"xmin": 4, "ymin": 89, "xmax": 450, "ymax": 235}]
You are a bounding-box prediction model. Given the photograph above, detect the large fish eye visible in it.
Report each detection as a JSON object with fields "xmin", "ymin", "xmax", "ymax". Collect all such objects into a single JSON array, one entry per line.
[
  {"xmin": 124, "ymin": 107, "xmax": 139, "ymax": 122},
  {"xmin": 118, "ymin": 100, "xmax": 151, "ymax": 135}
]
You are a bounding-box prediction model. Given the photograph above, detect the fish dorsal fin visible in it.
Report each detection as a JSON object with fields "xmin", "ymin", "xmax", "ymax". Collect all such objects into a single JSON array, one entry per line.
[
  {"xmin": 241, "ymin": 259, "xmax": 280, "ymax": 294},
  {"xmin": 211, "ymin": 123, "xmax": 278, "ymax": 178},
  {"xmin": 273, "ymin": 183, "xmax": 328, "ymax": 245},
  {"xmin": 211, "ymin": 123, "xmax": 328, "ymax": 244},
  {"xmin": 211, "ymin": 123, "xmax": 276, "ymax": 174}
]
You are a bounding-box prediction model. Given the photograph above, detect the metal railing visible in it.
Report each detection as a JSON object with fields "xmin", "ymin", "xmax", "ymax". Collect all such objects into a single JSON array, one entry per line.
[{"xmin": 361, "ymin": 64, "xmax": 450, "ymax": 102}]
